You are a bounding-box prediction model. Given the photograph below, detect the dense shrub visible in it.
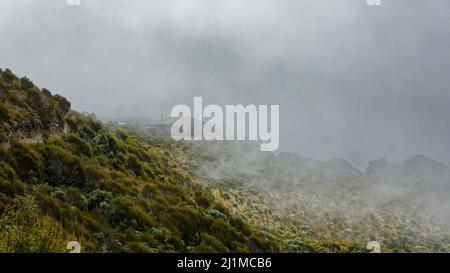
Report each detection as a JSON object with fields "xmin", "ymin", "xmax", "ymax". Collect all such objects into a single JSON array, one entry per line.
[
  {"xmin": 0, "ymin": 162, "xmax": 25, "ymax": 197},
  {"xmin": 208, "ymin": 208, "xmax": 229, "ymax": 221},
  {"xmin": 86, "ymin": 190, "xmax": 112, "ymax": 210},
  {"xmin": 64, "ymin": 134, "xmax": 93, "ymax": 156},
  {"xmin": 0, "ymin": 103, "xmax": 10, "ymax": 120},
  {"xmin": 108, "ymin": 196, "xmax": 156, "ymax": 230},
  {"xmin": 0, "ymin": 194, "xmax": 65, "ymax": 253},
  {"xmin": 1, "ymin": 69, "xmax": 18, "ymax": 84},
  {"xmin": 40, "ymin": 145, "xmax": 86, "ymax": 187},
  {"xmin": 200, "ymin": 232, "xmax": 228, "ymax": 252},
  {"xmin": 195, "ymin": 191, "xmax": 213, "ymax": 208},
  {"xmin": 7, "ymin": 141, "xmax": 43, "ymax": 183},
  {"xmin": 19, "ymin": 77, "xmax": 34, "ymax": 90},
  {"xmin": 53, "ymin": 94, "xmax": 71, "ymax": 114},
  {"xmin": 126, "ymin": 154, "xmax": 144, "ymax": 177},
  {"xmin": 65, "ymin": 187, "xmax": 88, "ymax": 210}
]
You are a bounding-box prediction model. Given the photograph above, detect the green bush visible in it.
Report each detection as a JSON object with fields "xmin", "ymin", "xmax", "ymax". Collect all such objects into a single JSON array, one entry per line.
[
  {"xmin": 108, "ymin": 196, "xmax": 156, "ymax": 231},
  {"xmin": 8, "ymin": 141, "xmax": 44, "ymax": 183},
  {"xmin": 19, "ymin": 77, "xmax": 34, "ymax": 90},
  {"xmin": 208, "ymin": 208, "xmax": 229, "ymax": 221},
  {"xmin": 51, "ymin": 188, "xmax": 66, "ymax": 201},
  {"xmin": 65, "ymin": 187, "xmax": 88, "ymax": 210},
  {"xmin": 199, "ymin": 232, "xmax": 228, "ymax": 252},
  {"xmin": 0, "ymin": 103, "xmax": 10, "ymax": 120},
  {"xmin": 86, "ymin": 189, "xmax": 112, "ymax": 210},
  {"xmin": 1, "ymin": 69, "xmax": 18, "ymax": 84},
  {"xmin": 126, "ymin": 154, "xmax": 144, "ymax": 177},
  {"xmin": 195, "ymin": 191, "xmax": 213, "ymax": 208},
  {"xmin": 0, "ymin": 162, "xmax": 25, "ymax": 197},
  {"xmin": 64, "ymin": 134, "xmax": 93, "ymax": 156},
  {"xmin": 0, "ymin": 193, "xmax": 66, "ymax": 253},
  {"xmin": 53, "ymin": 94, "xmax": 71, "ymax": 114},
  {"xmin": 40, "ymin": 145, "xmax": 86, "ymax": 187}
]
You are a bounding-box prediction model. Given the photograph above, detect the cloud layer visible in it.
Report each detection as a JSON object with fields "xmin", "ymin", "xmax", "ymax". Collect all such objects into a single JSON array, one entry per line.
[{"xmin": 1, "ymin": 0, "xmax": 449, "ymax": 166}]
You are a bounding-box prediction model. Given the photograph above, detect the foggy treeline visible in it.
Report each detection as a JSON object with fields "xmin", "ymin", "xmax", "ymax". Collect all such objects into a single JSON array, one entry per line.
[{"xmin": 192, "ymin": 141, "xmax": 450, "ymax": 251}]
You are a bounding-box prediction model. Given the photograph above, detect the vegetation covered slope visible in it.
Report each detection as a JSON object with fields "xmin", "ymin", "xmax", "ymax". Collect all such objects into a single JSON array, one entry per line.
[{"xmin": 0, "ymin": 68, "xmax": 362, "ymax": 253}]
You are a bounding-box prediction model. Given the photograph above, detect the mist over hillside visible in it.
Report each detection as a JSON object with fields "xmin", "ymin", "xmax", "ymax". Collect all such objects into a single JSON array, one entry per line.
[
  {"xmin": 1, "ymin": 67, "xmax": 450, "ymax": 253},
  {"xmin": 0, "ymin": 68, "xmax": 369, "ymax": 253},
  {"xmin": 192, "ymin": 141, "xmax": 450, "ymax": 252},
  {"xmin": 1, "ymin": 0, "xmax": 450, "ymax": 254}
]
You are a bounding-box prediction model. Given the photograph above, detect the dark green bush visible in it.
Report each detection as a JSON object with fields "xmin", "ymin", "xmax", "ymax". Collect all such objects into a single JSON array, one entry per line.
[
  {"xmin": 65, "ymin": 187, "xmax": 88, "ymax": 210},
  {"xmin": 53, "ymin": 94, "xmax": 71, "ymax": 114},
  {"xmin": 108, "ymin": 196, "xmax": 156, "ymax": 231},
  {"xmin": 20, "ymin": 77, "xmax": 34, "ymax": 90},
  {"xmin": 1, "ymin": 69, "xmax": 18, "ymax": 84},
  {"xmin": 0, "ymin": 162, "xmax": 25, "ymax": 197},
  {"xmin": 199, "ymin": 232, "xmax": 228, "ymax": 252},
  {"xmin": 126, "ymin": 154, "xmax": 144, "ymax": 177},
  {"xmin": 0, "ymin": 103, "xmax": 10, "ymax": 120},
  {"xmin": 195, "ymin": 191, "xmax": 213, "ymax": 208},
  {"xmin": 8, "ymin": 141, "xmax": 44, "ymax": 183},
  {"xmin": 40, "ymin": 144, "xmax": 86, "ymax": 187},
  {"xmin": 86, "ymin": 189, "xmax": 112, "ymax": 210},
  {"xmin": 64, "ymin": 134, "xmax": 93, "ymax": 156}
]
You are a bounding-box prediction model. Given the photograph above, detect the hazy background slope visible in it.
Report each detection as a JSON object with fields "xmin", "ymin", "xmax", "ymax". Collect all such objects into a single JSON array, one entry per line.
[{"xmin": 193, "ymin": 141, "xmax": 450, "ymax": 252}]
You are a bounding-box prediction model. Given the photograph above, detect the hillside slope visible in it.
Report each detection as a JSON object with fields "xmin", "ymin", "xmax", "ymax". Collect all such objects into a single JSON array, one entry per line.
[{"xmin": 0, "ymin": 68, "xmax": 361, "ymax": 253}]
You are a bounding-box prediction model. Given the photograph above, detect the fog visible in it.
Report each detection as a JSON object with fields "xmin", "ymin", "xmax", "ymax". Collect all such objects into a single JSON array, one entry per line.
[
  {"xmin": 1, "ymin": 0, "xmax": 450, "ymax": 166},
  {"xmin": 193, "ymin": 141, "xmax": 450, "ymax": 249}
]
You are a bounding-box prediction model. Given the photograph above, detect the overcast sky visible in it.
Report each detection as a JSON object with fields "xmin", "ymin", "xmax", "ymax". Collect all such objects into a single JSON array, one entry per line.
[{"xmin": 1, "ymin": 0, "xmax": 449, "ymax": 166}]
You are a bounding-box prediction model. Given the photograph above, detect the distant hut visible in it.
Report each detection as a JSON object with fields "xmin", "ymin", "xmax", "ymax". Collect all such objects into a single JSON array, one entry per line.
[
  {"xmin": 145, "ymin": 118, "xmax": 178, "ymax": 137},
  {"xmin": 145, "ymin": 116, "xmax": 202, "ymax": 139}
]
